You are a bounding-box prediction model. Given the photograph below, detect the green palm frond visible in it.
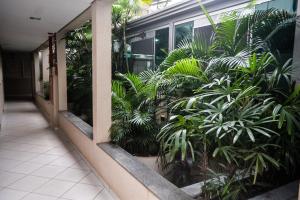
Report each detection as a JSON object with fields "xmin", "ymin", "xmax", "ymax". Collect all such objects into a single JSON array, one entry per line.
[
  {"xmin": 112, "ymin": 81, "xmax": 126, "ymax": 99},
  {"xmin": 116, "ymin": 72, "xmax": 143, "ymax": 94},
  {"xmin": 130, "ymin": 110, "xmax": 152, "ymax": 127},
  {"xmin": 159, "ymin": 48, "xmax": 190, "ymax": 70},
  {"xmin": 164, "ymin": 58, "xmax": 207, "ymax": 81}
]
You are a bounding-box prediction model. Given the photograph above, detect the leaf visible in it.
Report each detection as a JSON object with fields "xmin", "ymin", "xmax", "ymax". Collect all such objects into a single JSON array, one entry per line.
[
  {"xmin": 186, "ymin": 97, "xmax": 197, "ymax": 109},
  {"xmin": 196, "ymin": 0, "xmax": 217, "ymax": 32},
  {"xmin": 246, "ymin": 128, "xmax": 255, "ymax": 142},
  {"xmin": 164, "ymin": 58, "xmax": 206, "ymax": 80},
  {"xmin": 233, "ymin": 129, "xmax": 243, "ymax": 143}
]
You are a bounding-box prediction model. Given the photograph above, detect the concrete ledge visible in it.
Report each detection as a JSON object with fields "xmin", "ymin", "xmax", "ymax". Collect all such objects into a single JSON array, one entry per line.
[
  {"xmin": 249, "ymin": 181, "xmax": 299, "ymax": 200},
  {"xmin": 35, "ymin": 94, "xmax": 52, "ymax": 121},
  {"xmin": 60, "ymin": 111, "xmax": 93, "ymax": 139},
  {"xmin": 99, "ymin": 143, "xmax": 194, "ymax": 200}
]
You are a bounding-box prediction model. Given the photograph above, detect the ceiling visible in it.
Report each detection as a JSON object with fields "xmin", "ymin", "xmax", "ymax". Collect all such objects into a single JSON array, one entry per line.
[{"xmin": 0, "ymin": 0, "xmax": 93, "ymax": 52}]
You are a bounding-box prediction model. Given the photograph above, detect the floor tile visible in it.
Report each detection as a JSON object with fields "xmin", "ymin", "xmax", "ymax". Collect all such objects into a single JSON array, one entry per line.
[
  {"xmin": 0, "ymin": 142, "xmax": 50, "ymax": 153},
  {"xmin": 0, "ymin": 102, "xmax": 117, "ymax": 200},
  {"xmin": 54, "ymin": 168, "xmax": 90, "ymax": 182},
  {"xmin": 94, "ymin": 189, "xmax": 116, "ymax": 200},
  {"xmin": 0, "ymin": 188, "xmax": 28, "ymax": 200},
  {"xmin": 8, "ymin": 162, "xmax": 44, "ymax": 174},
  {"xmin": 49, "ymin": 156, "xmax": 78, "ymax": 167},
  {"xmin": 0, "ymin": 135, "xmax": 17, "ymax": 142},
  {"xmin": 70, "ymin": 160, "xmax": 91, "ymax": 171},
  {"xmin": 62, "ymin": 183, "xmax": 102, "ymax": 200},
  {"xmin": 0, "ymin": 171, "xmax": 25, "ymax": 187},
  {"xmin": 8, "ymin": 175, "xmax": 49, "ymax": 192},
  {"xmin": 0, "ymin": 150, "xmax": 38, "ymax": 161},
  {"xmin": 34, "ymin": 179, "xmax": 75, "ymax": 197},
  {"xmin": 0, "ymin": 158, "xmax": 22, "ymax": 170},
  {"xmin": 22, "ymin": 193, "xmax": 57, "ymax": 200},
  {"xmin": 80, "ymin": 173, "xmax": 104, "ymax": 187},
  {"xmin": 31, "ymin": 165, "xmax": 66, "ymax": 178},
  {"xmin": 64, "ymin": 151, "xmax": 83, "ymax": 161},
  {"xmin": 45, "ymin": 146, "xmax": 73, "ymax": 156},
  {"xmin": 18, "ymin": 144, "xmax": 53, "ymax": 153},
  {"xmin": 0, "ymin": 149, "xmax": 38, "ymax": 161},
  {"xmin": 29, "ymin": 154, "xmax": 59, "ymax": 164}
]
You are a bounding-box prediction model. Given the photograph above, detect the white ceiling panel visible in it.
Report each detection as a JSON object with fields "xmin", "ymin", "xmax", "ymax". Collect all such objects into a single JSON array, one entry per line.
[{"xmin": 0, "ymin": 0, "xmax": 93, "ymax": 51}]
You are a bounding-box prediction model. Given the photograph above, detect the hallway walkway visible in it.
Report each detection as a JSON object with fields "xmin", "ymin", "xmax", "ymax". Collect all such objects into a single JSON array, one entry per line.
[{"xmin": 0, "ymin": 101, "xmax": 118, "ymax": 200}]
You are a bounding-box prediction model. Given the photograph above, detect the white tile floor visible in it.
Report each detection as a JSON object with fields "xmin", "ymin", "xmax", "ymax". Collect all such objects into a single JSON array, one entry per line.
[{"xmin": 0, "ymin": 101, "xmax": 118, "ymax": 200}]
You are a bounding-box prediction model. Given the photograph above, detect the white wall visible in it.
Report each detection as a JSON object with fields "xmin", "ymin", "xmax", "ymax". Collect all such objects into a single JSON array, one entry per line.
[{"xmin": 42, "ymin": 48, "xmax": 49, "ymax": 82}]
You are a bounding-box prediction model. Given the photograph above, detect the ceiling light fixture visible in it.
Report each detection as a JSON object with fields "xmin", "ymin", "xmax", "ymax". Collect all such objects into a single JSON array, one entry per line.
[{"xmin": 29, "ymin": 16, "xmax": 41, "ymax": 20}]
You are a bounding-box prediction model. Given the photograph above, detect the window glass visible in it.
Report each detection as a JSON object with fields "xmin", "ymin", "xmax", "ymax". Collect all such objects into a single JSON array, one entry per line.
[
  {"xmin": 131, "ymin": 38, "xmax": 154, "ymax": 73},
  {"xmin": 255, "ymin": 0, "xmax": 297, "ymax": 13},
  {"xmin": 174, "ymin": 21, "xmax": 194, "ymax": 48},
  {"xmin": 155, "ymin": 27, "xmax": 169, "ymax": 66},
  {"xmin": 194, "ymin": 25, "xmax": 213, "ymax": 44}
]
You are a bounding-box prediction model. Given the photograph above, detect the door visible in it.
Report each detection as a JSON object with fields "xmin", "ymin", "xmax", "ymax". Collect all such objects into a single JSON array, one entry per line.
[{"xmin": 3, "ymin": 52, "xmax": 33, "ymax": 100}]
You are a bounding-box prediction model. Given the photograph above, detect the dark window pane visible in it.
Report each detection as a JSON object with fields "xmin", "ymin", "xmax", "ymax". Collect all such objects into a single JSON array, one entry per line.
[
  {"xmin": 174, "ymin": 21, "xmax": 194, "ymax": 48},
  {"xmin": 194, "ymin": 25, "xmax": 213, "ymax": 44},
  {"xmin": 132, "ymin": 38, "xmax": 154, "ymax": 55},
  {"xmin": 131, "ymin": 38, "xmax": 154, "ymax": 73},
  {"xmin": 155, "ymin": 27, "xmax": 169, "ymax": 66}
]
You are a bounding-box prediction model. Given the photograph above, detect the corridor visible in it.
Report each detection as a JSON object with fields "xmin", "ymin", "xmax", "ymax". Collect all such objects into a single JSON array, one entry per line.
[{"xmin": 0, "ymin": 101, "xmax": 118, "ymax": 200}]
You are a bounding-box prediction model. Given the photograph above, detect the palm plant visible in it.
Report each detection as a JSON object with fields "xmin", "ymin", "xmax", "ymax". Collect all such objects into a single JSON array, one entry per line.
[
  {"xmin": 156, "ymin": 5, "xmax": 300, "ymax": 198},
  {"xmin": 111, "ymin": 71, "xmax": 162, "ymax": 155},
  {"xmin": 112, "ymin": 0, "xmax": 152, "ymax": 72},
  {"xmin": 66, "ymin": 22, "xmax": 93, "ymax": 125}
]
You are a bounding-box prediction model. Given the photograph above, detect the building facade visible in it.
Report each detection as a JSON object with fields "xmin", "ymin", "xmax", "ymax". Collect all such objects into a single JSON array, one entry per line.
[{"xmin": 126, "ymin": 0, "xmax": 297, "ymax": 73}]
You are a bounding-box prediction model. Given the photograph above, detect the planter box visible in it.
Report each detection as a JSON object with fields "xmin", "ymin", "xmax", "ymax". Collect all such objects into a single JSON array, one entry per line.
[
  {"xmin": 248, "ymin": 180, "xmax": 299, "ymax": 200},
  {"xmin": 181, "ymin": 178, "xmax": 299, "ymax": 199},
  {"xmin": 135, "ymin": 156, "xmax": 164, "ymax": 175}
]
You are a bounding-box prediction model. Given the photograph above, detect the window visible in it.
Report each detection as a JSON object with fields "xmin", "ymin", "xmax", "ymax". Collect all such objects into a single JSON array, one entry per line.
[
  {"xmin": 155, "ymin": 27, "xmax": 169, "ymax": 66},
  {"xmin": 255, "ymin": 0, "xmax": 297, "ymax": 13},
  {"xmin": 174, "ymin": 21, "xmax": 194, "ymax": 48},
  {"xmin": 194, "ymin": 25, "xmax": 214, "ymax": 44},
  {"xmin": 131, "ymin": 38, "xmax": 154, "ymax": 73}
]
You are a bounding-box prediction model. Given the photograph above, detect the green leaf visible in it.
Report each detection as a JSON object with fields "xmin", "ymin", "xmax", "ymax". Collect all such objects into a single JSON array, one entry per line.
[{"xmin": 246, "ymin": 128, "xmax": 255, "ymax": 142}]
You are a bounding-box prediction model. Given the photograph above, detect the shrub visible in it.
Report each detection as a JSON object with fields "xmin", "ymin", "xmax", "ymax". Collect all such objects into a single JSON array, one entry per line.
[{"xmin": 157, "ymin": 7, "xmax": 299, "ymax": 199}]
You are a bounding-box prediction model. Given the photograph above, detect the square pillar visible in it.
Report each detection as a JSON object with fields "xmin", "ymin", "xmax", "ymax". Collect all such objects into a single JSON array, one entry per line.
[
  {"xmin": 168, "ymin": 22, "xmax": 174, "ymax": 52},
  {"xmin": 33, "ymin": 52, "xmax": 40, "ymax": 94},
  {"xmin": 52, "ymin": 69, "xmax": 59, "ymax": 127},
  {"xmin": 92, "ymin": 0, "xmax": 113, "ymax": 143},
  {"xmin": 42, "ymin": 48, "xmax": 50, "ymax": 83},
  {"xmin": 57, "ymin": 39, "xmax": 68, "ymax": 111}
]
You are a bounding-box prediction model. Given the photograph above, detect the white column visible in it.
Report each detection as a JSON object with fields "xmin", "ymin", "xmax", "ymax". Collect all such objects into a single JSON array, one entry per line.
[
  {"xmin": 52, "ymin": 68, "xmax": 59, "ymax": 127},
  {"xmin": 168, "ymin": 22, "xmax": 174, "ymax": 52},
  {"xmin": 42, "ymin": 48, "xmax": 49, "ymax": 83},
  {"xmin": 57, "ymin": 39, "xmax": 68, "ymax": 111},
  {"xmin": 91, "ymin": 0, "xmax": 113, "ymax": 143},
  {"xmin": 33, "ymin": 52, "xmax": 40, "ymax": 93}
]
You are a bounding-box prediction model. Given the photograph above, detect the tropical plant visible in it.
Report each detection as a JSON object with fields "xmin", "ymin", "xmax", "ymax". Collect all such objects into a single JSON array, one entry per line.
[
  {"xmin": 110, "ymin": 71, "xmax": 163, "ymax": 155},
  {"xmin": 43, "ymin": 81, "xmax": 50, "ymax": 100},
  {"xmin": 66, "ymin": 22, "xmax": 93, "ymax": 125},
  {"xmin": 112, "ymin": 0, "xmax": 152, "ymax": 72},
  {"xmin": 156, "ymin": 5, "xmax": 299, "ymax": 199},
  {"xmin": 65, "ymin": 0, "xmax": 151, "ymax": 124}
]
